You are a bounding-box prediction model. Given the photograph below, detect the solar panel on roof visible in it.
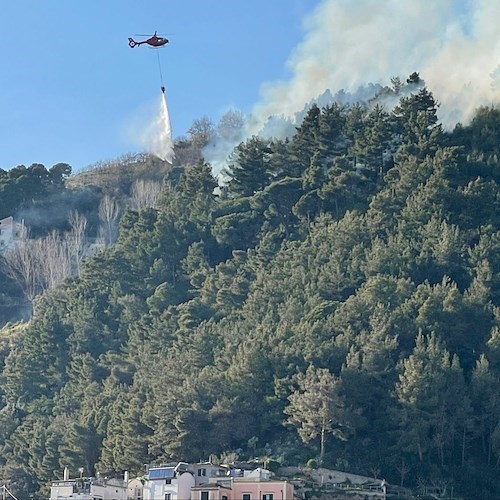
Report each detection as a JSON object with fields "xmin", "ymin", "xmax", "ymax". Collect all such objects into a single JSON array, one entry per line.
[{"xmin": 149, "ymin": 467, "xmax": 175, "ymax": 480}]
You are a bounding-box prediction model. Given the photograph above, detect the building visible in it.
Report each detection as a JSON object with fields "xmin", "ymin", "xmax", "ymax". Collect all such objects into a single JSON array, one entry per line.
[
  {"xmin": 137, "ymin": 463, "xmax": 297, "ymax": 500},
  {"xmin": 49, "ymin": 468, "xmax": 128, "ymax": 500},
  {"xmin": 191, "ymin": 463, "xmax": 229, "ymax": 487},
  {"xmin": 190, "ymin": 483, "xmax": 232, "ymax": 500},
  {"xmin": 190, "ymin": 478, "xmax": 294, "ymax": 500},
  {"xmin": 49, "ymin": 463, "xmax": 298, "ymax": 500},
  {"xmin": 142, "ymin": 465, "xmax": 195, "ymax": 500},
  {"xmin": 231, "ymin": 469, "xmax": 294, "ymax": 500},
  {"xmin": 0, "ymin": 216, "xmax": 23, "ymax": 251},
  {"xmin": 127, "ymin": 478, "xmax": 144, "ymax": 500}
]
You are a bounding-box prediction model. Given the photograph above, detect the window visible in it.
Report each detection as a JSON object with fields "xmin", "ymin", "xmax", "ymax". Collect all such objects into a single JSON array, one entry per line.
[
  {"xmin": 165, "ymin": 478, "xmax": 172, "ymax": 484},
  {"xmin": 243, "ymin": 495, "xmax": 251, "ymax": 500},
  {"xmin": 262, "ymin": 495, "xmax": 274, "ymax": 500},
  {"xmin": 165, "ymin": 494, "xmax": 171, "ymax": 500},
  {"xmin": 222, "ymin": 496, "xmax": 228, "ymax": 500},
  {"xmin": 201, "ymin": 492, "xmax": 209, "ymax": 500},
  {"xmin": 198, "ymin": 468, "xmax": 207, "ymax": 477}
]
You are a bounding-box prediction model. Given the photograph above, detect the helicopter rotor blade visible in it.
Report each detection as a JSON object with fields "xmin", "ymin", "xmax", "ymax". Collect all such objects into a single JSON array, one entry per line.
[{"xmin": 134, "ymin": 33, "xmax": 174, "ymax": 36}]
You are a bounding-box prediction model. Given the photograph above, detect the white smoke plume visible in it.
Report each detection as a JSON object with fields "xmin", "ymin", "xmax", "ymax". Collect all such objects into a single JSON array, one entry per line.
[
  {"xmin": 140, "ymin": 90, "xmax": 175, "ymax": 164},
  {"xmin": 204, "ymin": 0, "xmax": 500, "ymax": 176},
  {"xmin": 252, "ymin": 0, "xmax": 500, "ymax": 131}
]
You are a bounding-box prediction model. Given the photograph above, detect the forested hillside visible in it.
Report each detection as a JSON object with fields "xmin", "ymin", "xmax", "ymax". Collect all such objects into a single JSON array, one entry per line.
[{"xmin": 2, "ymin": 76, "xmax": 500, "ymax": 498}]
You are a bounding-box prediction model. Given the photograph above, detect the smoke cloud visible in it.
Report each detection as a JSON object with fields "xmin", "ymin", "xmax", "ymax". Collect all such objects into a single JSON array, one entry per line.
[
  {"xmin": 252, "ymin": 0, "xmax": 500, "ymax": 130},
  {"xmin": 203, "ymin": 0, "xmax": 499, "ymax": 176}
]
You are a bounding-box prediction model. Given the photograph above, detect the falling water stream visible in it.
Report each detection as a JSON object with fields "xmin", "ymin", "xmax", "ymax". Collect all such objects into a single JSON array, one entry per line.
[{"xmin": 157, "ymin": 90, "xmax": 175, "ymax": 163}]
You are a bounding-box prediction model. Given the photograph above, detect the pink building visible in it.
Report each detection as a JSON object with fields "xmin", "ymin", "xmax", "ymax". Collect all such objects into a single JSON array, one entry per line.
[
  {"xmin": 139, "ymin": 464, "xmax": 297, "ymax": 500},
  {"xmin": 190, "ymin": 483, "xmax": 232, "ymax": 500},
  {"xmin": 232, "ymin": 478, "xmax": 294, "ymax": 500},
  {"xmin": 189, "ymin": 476, "xmax": 295, "ymax": 500}
]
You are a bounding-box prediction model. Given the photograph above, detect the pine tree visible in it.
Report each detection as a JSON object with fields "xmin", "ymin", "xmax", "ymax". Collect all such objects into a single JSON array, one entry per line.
[
  {"xmin": 470, "ymin": 355, "xmax": 500, "ymax": 464},
  {"xmin": 226, "ymin": 137, "xmax": 273, "ymax": 196},
  {"xmin": 285, "ymin": 365, "xmax": 349, "ymax": 464},
  {"xmin": 291, "ymin": 104, "xmax": 322, "ymax": 175},
  {"xmin": 396, "ymin": 333, "xmax": 470, "ymax": 464}
]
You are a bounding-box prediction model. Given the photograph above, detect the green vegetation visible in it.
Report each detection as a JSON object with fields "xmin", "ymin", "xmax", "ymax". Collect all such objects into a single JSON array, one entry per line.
[{"xmin": 1, "ymin": 76, "xmax": 500, "ymax": 498}]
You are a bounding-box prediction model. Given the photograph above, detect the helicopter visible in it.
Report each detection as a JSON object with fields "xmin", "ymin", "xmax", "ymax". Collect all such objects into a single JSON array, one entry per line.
[{"xmin": 128, "ymin": 31, "xmax": 169, "ymax": 48}]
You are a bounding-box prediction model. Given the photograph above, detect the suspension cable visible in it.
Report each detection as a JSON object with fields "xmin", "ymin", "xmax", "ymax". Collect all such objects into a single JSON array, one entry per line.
[{"xmin": 156, "ymin": 49, "xmax": 164, "ymax": 88}]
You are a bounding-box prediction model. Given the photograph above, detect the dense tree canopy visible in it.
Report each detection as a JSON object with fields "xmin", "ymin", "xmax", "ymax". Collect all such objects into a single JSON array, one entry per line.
[{"xmin": 1, "ymin": 76, "xmax": 500, "ymax": 498}]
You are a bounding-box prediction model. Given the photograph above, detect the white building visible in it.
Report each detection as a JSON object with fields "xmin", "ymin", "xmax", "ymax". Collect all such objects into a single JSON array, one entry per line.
[
  {"xmin": 128, "ymin": 478, "xmax": 144, "ymax": 500},
  {"xmin": 0, "ymin": 216, "xmax": 23, "ymax": 251},
  {"xmin": 143, "ymin": 466, "xmax": 195, "ymax": 500},
  {"xmin": 141, "ymin": 463, "xmax": 298, "ymax": 500},
  {"xmin": 190, "ymin": 463, "xmax": 228, "ymax": 487},
  {"xmin": 49, "ymin": 469, "xmax": 128, "ymax": 500}
]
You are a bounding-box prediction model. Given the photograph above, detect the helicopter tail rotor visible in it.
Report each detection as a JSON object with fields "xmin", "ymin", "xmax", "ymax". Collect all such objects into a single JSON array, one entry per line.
[{"xmin": 128, "ymin": 38, "xmax": 138, "ymax": 48}]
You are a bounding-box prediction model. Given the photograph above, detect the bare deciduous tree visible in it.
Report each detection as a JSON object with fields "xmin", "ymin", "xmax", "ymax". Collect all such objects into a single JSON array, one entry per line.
[
  {"xmin": 2, "ymin": 226, "xmax": 75, "ymax": 315},
  {"xmin": 98, "ymin": 194, "xmax": 120, "ymax": 246},
  {"xmin": 2, "ymin": 227, "xmax": 44, "ymax": 310},
  {"xmin": 217, "ymin": 109, "xmax": 245, "ymax": 142},
  {"xmin": 40, "ymin": 230, "xmax": 71, "ymax": 289},
  {"xmin": 68, "ymin": 211, "xmax": 88, "ymax": 276},
  {"xmin": 397, "ymin": 459, "xmax": 410, "ymax": 488},
  {"xmin": 188, "ymin": 116, "xmax": 216, "ymax": 150},
  {"xmin": 129, "ymin": 179, "xmax": 164, "ymax": 211}
]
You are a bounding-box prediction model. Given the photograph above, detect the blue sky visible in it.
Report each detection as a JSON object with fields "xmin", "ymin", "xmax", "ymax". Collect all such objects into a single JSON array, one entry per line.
[
  {"xmin": 2, "ymin": 1, "xmax": 498, "ymax": 173},
  {"xmin": 0, "ymin": 0, "xmax": 321, "ymax": 172}
]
